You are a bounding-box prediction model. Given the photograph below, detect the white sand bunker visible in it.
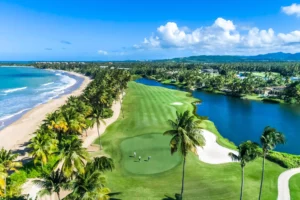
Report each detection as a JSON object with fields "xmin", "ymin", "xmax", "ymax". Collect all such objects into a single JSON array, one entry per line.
[
  {"xmin": 171, "ymin": 102, "xmax": 183, "ymax": 105},
  {"xmin": 197, "ymin": 130, "xmax": 238, "ymax": 164}
]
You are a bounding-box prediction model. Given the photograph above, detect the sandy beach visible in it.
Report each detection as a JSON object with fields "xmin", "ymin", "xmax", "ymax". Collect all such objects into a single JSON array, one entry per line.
[
  {"xmin": 0, "ymin": 71, "xmax": 91, "ymax": 158},
  {"xmin": 22, "ymin": 93, "xmax": 123, "ymax": 200}
]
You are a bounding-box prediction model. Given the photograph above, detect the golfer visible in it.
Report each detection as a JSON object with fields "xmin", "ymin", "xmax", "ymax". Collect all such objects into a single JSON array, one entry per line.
[
  {"xmin": 138, "ymin": 156, "xmax": 141, "ymax": 162},
  {"xmin": 148, "ymin": 156, "xmax": 151, "ymax": 161},
  {"xmin": 133, "ymin": 152, "xmax": 136, "ymax": 157}
]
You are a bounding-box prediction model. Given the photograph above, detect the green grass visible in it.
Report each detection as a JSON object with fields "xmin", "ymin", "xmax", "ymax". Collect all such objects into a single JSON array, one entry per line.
[
  {"xmin": 290, "ymin": 173, "xmax": 300, "ymax": 200},
  {"xmin": 242, "ymin": 94, "xmax": 263, "ymax": 101},
  {"xmin": 121, "ymin": 134, "xmax": 182, "ymax": 175},
  {"xmin": 252, "ymin": 72, "xmax": 280, "ymax": 78},
  {"xmin": 161, "ymin": 79, "xmax": 186, "ymax": 88},
  {"xmin": 95, "ymin": 82, "xmax": 285, "ymax": 200}
]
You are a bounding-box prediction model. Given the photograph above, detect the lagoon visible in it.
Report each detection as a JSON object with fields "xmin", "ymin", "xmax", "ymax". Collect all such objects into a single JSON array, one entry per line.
[{"xmin": 136, "ymin": 78, "xmax": 300, "ymax": 155}]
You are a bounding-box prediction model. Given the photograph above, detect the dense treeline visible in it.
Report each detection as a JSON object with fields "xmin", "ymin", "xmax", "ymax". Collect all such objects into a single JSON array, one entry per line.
[
  {"xmin": 1, "ymin": 66, "xmax": 130, "ymax": 199},
  {"xmin": 126, "ymin": 62, "xmax": 300, "ymax": 104}
]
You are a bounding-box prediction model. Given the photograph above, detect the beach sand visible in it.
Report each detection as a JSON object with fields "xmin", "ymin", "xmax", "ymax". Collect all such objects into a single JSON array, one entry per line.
[
  {"xmin": 22, "ymin": 93, "xmax": 124, "ymax": 200},
  {"xmin": 0, "ymin": 71, "xmax": 92, "ymax": 159}
]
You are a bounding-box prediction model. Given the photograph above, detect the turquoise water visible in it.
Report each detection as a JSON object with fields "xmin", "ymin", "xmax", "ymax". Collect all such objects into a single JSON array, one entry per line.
[
  {"xmin": 0, "ymin": 67, "xmax": 83, "ymax": 130},
  {"xmin": 136, "ymin": 78, "xmax": 300, "ymax": 155}
]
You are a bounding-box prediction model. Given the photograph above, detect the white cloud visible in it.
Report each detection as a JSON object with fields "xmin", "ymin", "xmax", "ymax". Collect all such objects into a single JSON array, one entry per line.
[
  {"xmin": 244, "ymin": 28, "xmax": 275, "ymax": 47},
  {"xmin": 98, "ymin": 50, "xmax": 108, "ymax": 55},
  {"xmin": 282, "ymin": 3, "xmax": 300, "ymax": 17},
  {"xmin": 278, "ymin": 31, "xmax": 300, "ymax": 43},
  {"xmin": 213, "ymin": 18, "xmax": 236, "ymax": 31},
  {"xmin": 135, "ymin": 17, "xmax": 300, "ymax": 54}
]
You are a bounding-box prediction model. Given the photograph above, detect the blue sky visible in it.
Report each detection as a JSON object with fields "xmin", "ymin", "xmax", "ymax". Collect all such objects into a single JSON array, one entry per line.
[{"xmin": 0, "ymin": 0, "xmax": 300, "ymax": 61}]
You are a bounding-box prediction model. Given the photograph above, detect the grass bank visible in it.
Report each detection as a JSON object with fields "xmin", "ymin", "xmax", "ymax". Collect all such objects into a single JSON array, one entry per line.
[
  {"xmin": 96, "ymin": 81, "xmax": 285, "ymax": 200},
  {"xmin": 289, "ymin": 173, "xmax": 300, "ymax": 199}
]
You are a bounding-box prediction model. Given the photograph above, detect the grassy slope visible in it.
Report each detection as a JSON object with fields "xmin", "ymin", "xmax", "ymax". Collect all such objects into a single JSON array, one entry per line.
[
  {"xmin": 96, "ymin": 82, "xmax": 285, "ymax": 200},
  {"xmin": 289, "ymin": 174, "xmax": 300, "ymax": 200}
]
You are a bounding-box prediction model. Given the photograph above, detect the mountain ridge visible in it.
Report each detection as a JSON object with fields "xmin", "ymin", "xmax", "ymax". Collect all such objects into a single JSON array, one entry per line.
[{"xmin": 156, "ymin": 52, "xmax": 300, "ymax": 62}]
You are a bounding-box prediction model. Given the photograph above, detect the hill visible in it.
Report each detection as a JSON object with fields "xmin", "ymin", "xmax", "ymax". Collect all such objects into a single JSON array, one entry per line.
[{"xmin": 157, "ymin": 52, "xmax": 300, "ymax": 63}]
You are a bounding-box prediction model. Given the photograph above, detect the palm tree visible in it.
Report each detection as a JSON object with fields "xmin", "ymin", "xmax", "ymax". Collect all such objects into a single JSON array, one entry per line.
[
  {"xmin": 89, "ymin": 156, "xmax": 115, "ymax": 172},
  {"xmin": 28, "ymin": 130, "xmax": 58, "ymax": 168},
  {"xmin": 0, "ymin": 148, "xmax": 22, "ymax": 197},
  {"xmin": 89, "ymin": 108, "xmax": 106, "ymax": 149},
  {"xmin": 64, "ymin": 166, "xmax": 107, "ymax": 200},
  {"xmin": 82, "ymin": 188, "xmax": 111, "ymax": 200},
  {"xmin": 228, "ymin": 141, "xmax": 260, "ymax": 200},
  {"xmin": 0, "ymin": 165, "xmax": 8, "ymax": 197},
  {"xmin": 44, "ymin": 110, "xmax": 68, "ymax": 133},
  {"xmin": 61, "ymin": 108, "xmax": 86, "ymax": 135},
  {"xmin": 34, "ymin": 169, "xmax": 68, "ymax": 200},
  {"xmin": 258, "ymin": 126, "xmax": 285, "ymax": 200},
  {"xmin": 164, "ymin": 111, "xmax": 205, "ymax": 200},
  {"xmin": 57, "ymin": 137, "xmax": 89, "ymax": 177}
]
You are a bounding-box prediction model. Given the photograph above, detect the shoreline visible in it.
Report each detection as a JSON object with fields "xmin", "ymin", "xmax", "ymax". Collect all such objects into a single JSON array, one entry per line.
[
  {"xmin": 0, "ymin": 70, "xmax": 85, "ymax": 131},
  {"xmin": 0, "ymin": 70, "xmax": 91, "ymax": 156}
]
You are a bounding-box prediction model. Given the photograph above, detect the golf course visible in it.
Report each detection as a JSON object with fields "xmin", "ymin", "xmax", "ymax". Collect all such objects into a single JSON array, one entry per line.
[{"xmin": 96, "ymin": 81, "xmax": 286, "ymax": 200}]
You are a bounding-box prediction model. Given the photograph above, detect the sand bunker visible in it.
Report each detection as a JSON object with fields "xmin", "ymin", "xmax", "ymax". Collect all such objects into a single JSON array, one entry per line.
[{"xmin": 171, "ymin": 102, "xmax": 183, "ymax": 105}]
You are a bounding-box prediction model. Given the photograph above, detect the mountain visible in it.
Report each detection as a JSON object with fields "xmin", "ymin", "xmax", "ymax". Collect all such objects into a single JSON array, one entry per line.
[{"xmin": 157, "ymin": 52, "xmax": 300, "ymax": 63}]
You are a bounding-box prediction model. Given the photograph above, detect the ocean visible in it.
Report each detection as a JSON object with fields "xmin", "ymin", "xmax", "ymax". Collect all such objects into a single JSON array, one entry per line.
[{"xmin": 0, "ymin": 67, "xmax": 84, "ymax": 130}]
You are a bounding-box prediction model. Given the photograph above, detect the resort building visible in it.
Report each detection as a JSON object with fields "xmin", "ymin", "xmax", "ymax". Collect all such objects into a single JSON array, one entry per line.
[
  {"xmin": 201, "ymin": 69, "xmax": 219, "ymax": 74},
  {"xmin": 255, "ymin": 86, "xmax": 286, "ymax": 96}
]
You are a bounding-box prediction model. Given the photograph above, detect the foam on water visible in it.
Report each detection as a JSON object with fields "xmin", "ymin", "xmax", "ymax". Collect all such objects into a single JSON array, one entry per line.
[
  {"xmin": 0, "ymin": 68, "xmax": 81, "ymax": 130},
  {"xmin": 2, "ymin": 87, "xmax": 27, "ymax": 94},
  {"xmin": 42, "ymin": 82, "xmax": 54, "ymax": 86}
]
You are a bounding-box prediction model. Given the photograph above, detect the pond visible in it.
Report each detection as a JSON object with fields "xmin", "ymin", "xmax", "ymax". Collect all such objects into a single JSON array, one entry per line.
[{"xmin": 136, "ymin": 78, "xmax": 300, "ymax": 155}]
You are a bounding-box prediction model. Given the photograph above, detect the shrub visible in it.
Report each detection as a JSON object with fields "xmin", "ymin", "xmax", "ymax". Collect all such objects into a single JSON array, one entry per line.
[
  {"xmin": 266, "ymin": 151, "xmax": 300, "ymax": 168},
  {"xmin": 9, "ymin": 171, "xmax": 27, "ymax": 186}
]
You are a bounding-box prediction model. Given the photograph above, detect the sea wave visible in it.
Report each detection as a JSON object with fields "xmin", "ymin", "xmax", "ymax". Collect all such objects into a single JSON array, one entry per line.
[
  {"xmin": 2, "ymin": 87, "xmax": 27, "ymax": 94},
  {"xmin": 42, "ymin": 82, "xmax": 54, "ymax": 86},
  {"xmin": 0, "ymin": 108, "xmax": 31, "ymax": 121},
  {"xmin": 55, "ymin": 73, "xmax": 77, "ymax": 92},
  {"xmin": 0, "ymin": 71, "xmax": 78, "ymax": 127}
]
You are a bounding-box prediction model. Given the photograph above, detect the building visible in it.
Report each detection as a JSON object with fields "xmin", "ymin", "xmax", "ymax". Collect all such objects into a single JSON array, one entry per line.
[
  {"xmin": 255, "ymin": 86, "xmax": 286, "ymax": 96},
  {"xmin": 201, "ymin": 69, "xmax": 219, "ymax": 74}
]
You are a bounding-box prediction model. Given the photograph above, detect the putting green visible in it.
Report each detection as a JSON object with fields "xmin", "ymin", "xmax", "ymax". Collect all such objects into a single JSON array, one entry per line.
[{"xmin": 120, "ymin": 134, "xmax": 182, "ymax": 175}]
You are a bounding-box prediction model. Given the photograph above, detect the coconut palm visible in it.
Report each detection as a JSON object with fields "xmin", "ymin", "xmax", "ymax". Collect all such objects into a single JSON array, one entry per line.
[
  {"xmin": 89, "ymin": 156, "xmax": 115, "ymax": 172},
  {"xmin": 28, "ymin": 130, "xmax": 58, "ymax": 168},
  {"xmin": 164, "ymin": 111, "xmax": 205, "ymax": 200},
  {"xmin": 0, "ymin": 148, "xmax": 22, "ymax": 197},
  {"xmin": 44, "ymin": 110, "xmax": 68, "ymax": 133},
  {"xmin": 258, "ymin": 126, "xmax": 285, "ymax": 200},
  {"xmin": 64, "ymin": 166, "xmax": 107, "ymax": 200},
  {"xmin": 0, "ymin": 165, "xmax": 8, "ymax": 197},
  {"xmin": 61, "ymin": 108, "xmax": 86, "ymax": 135},
  {"xmin": 82, "ymin": 188, "xmax": 111, "ymax": 200},
  {"xmin": 34, "ymin": 169, "xmax": 68, "ymax": 200},
  {"xmin": 57, "ymin": 137, "xmax": 89, "ymax": 177},
  {"xmin": 89, "ymin": 107, "xmax": 106, "ymax": 149},
  {"xmin": 228, "ymin": 141, "xmax": 260, "ymax": 200}
]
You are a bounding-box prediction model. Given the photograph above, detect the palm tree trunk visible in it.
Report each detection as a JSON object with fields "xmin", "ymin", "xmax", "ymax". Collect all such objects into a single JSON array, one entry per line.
[
  {"xmin": 97, "ymin": 124, "xmax": 101, "ymax": 150},
  {"xmin": 56, "ymin": 192, "xmax": 61, "ymax": 200},
  {"xmin": 180, "ymin": 157, "xmax": 186, "ymax": 199},
  {"xmin": 240, "ymin": 166, "xmax": 244, "ymax": 200},
  {"xmin": 258, "ymin": 155, "xmax": 266, "ymax": 200}
]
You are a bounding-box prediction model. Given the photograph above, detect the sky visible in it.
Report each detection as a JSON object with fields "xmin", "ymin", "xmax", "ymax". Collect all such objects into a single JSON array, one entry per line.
[{"xmin": 0, "ymin": 0, "xmax": 300, "ymax": 61}]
